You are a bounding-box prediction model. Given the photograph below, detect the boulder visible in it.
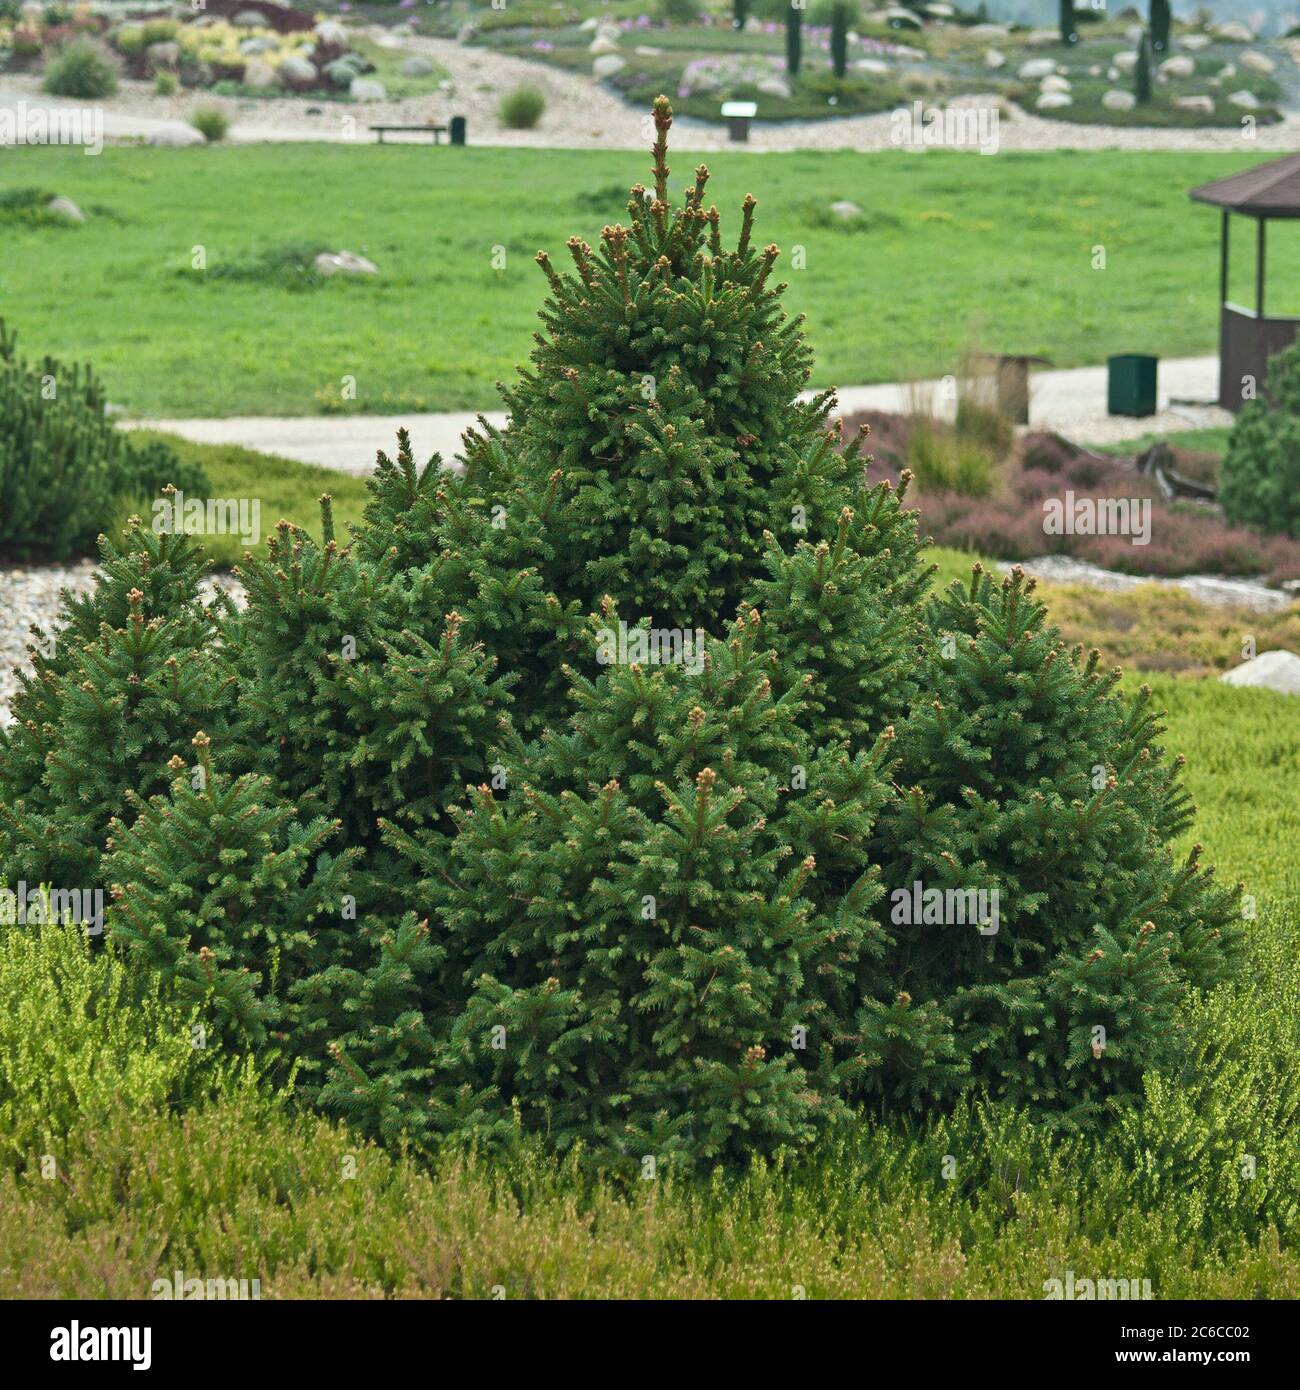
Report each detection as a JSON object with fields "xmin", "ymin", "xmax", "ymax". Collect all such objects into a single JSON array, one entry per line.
[
  {"xmin": 313, "ymin": 20, "xmax": 347, "ymax": 44},
  {"xmin": 589, "ymin": 35, "xmax": 619, "ymax": 56},
  {"xmin": 349, "ymin": 77, "xmax": 386, "ymax": 101},
  {"xmin": 1018, "ymin": 57, "xmax": 1056, "ymax": 81},
  {"xmin": 232, "ymin": 9, "xmax": 264, "ymax": 26},
  {"xmin": 1040, "ymin": 75, "xmax": 1071, "ymax": 94},
  {"xmin": 150, "ymin": 125, "xmax": 206, "ymax": 146},
  {"xmin": 1159, "ymin": 56, "xmax": 1195, "ymax": 80},
  {"xmin": 456, "ymin": 23, "xmax": 478, "ymax": 44},
  {"xmin": 146, "ymin": 40, "xmax": 181, "ymax": 71},
  {"xmin": 1241, "ymin": 50, "xmax": 1276, "ymax": 76},
  {"xmin": 1035, "ymin": 91, "xmax": 1073, "ymax": 109},
  {"xmin": 45, "ymin": 195, "xmax": 85, "ymax": 222},
  {"xmin": 984, "ymin": 48, "xmax": 1005, "ymax": 70},
  {"xmin": 1220, "ymin": 650, "xmax": 1300, "ymax": 696},
  {"xmin": 400, "ymin": 56, "xmax": 434, "ymax": 77},
  {"xmin": 242, "ymin": 57, "xmax": 277, "ymax": 90},
  {"xmin": 829, "ymin": 200, "xmax": 862, "ymax": 220},
  {"xmin": 1214, "ymin": 22, "xmax": 1254, "ymax": 43},
  {"xmin": 1180, "ymin": 34, "xmax": 1210, "ymax": 52},
  {"xmin": 882, "ymin": 7, "xmax": 922, "ymax": 29},
  {"xmin": 592, "ymin": 54, "xmax": 625, "ymax": 78},
  {"xmin": 757, "ymin": 75, "xmax": 792, "ymax": 99},
  {"xmin": 1173, "ymin": 95, "xmax": 1214, "ymax": 114},
  {"xmin": 854, "ymin": 59, "xmax": 890, "ymax": 74},
  {"xmin": 1101, "ymin": 89, "xmax": 1136, "ymax": 111},
  {"xmin": 967, "ymin": 24, "xmax": 1009, "ymax": 38},
  {"xmin": 239, "ymin": 36, "xmax": 278, "ymax": 55},
  {"xmin": 276, "ymin": 54, "xmax": 317, "ymax": 91},
  {"xmin": 1228, "ymin": 89, "xmax": 1260, "ymax": 109},
  {"xmin": 1024, "ymin": 29, "xmax": 1058, "ymax": 48},
  {"xmin": 314, "ymin": 250, "xmax": 378, "ymax": 277},
  {"xmin": 1113, "ymin": 51, "xmax": 1137, "ymax": 73}
]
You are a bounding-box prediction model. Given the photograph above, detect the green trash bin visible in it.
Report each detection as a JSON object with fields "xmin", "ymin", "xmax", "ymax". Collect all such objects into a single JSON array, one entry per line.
[{"xmin": 1107, "ymin": 354, "xmax": 1158, "ymax": 417}]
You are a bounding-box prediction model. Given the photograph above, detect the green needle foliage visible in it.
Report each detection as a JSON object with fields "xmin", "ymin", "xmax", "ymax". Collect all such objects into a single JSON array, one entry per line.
[
  {"xmin": 1, "ymin": 100, "xmax": 1246, "ymax": 1170},
  {"xmin": 1218, "ymin": 340, "xmax": 1300, "ymax": 540}
]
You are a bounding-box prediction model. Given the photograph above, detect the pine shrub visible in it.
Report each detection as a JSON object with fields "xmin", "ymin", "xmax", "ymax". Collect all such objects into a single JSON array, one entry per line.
[
  {"xmin": 1218, "ymin": 340, "xmax": 1300, "ymax": 540},
  {"xmin": 0, "ymin": 321, "xmax": 206, "ymax": 560},
  {"xmin": 4, "ymin": 100, "xmax": 1245, "ymax": 1168},
  {"xmin": 41, "ymin": 40, "xmax": 118, "ymax": 99}
]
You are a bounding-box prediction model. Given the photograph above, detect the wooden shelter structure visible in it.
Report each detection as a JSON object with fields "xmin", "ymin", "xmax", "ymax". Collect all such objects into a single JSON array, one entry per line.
[{"xmin": 1190, "ymin": 154, "xmax": 1300, "ymax": 412}]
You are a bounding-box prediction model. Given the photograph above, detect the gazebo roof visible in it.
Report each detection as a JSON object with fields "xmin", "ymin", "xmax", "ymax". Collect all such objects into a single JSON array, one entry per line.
[{"xmin": 1190, "ymin": 154, "xmax": 1300, "ymax": 219}]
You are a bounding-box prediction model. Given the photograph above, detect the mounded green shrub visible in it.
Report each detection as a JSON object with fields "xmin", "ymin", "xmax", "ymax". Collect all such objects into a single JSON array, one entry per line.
[
  {"xmin": 498, "ymin": 84, "xmax": 545, "ymax": 130},
  {"xmin": 2, "ymin": 100, "xmax": 1245, "ymax": 1169},
  {"xmin": 42, "ymin": 40, "xmax": 118, "ymax": 99},
  {"xmin": 0, "ymin": 320, "xmax": 207, "ymax": 560},
  {"xmin": 1218, "ymin": 340, "xmax": 1300, "ymax": 540}
]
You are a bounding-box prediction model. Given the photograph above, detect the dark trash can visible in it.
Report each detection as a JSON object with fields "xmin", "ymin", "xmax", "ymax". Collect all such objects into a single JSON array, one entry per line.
[
  {"xmin": 450, "ymin": 115, "xmax": 467, "ymax": 146},
  {"xmin": 1107, "ymin": 354, "xmax": 1158, "ymax": 417}
]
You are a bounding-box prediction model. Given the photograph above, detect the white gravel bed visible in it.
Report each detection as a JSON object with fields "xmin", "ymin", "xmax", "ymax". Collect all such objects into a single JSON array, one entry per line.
[
  {"xmin": 999, "ymin": 556, "xmax": 1296, "ymax": 613},
  {"xmin": 5, "ymin": 31, "xmax": 1300, "ymax": 153},
  {"xmin": 0, "ymin": 562, "xmax": 244, "ymax": 729}
]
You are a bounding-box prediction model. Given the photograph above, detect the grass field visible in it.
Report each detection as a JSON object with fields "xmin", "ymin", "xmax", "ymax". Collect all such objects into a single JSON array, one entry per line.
[{"xmin": 5, "ymin": 144, "xmax": 1300, "ymax": 417}]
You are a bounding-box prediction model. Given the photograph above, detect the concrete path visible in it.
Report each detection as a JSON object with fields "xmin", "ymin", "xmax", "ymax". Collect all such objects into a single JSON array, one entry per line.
[{"xmin": 128, "ymin": 355, "xmax": 1228, "ymax": 476}]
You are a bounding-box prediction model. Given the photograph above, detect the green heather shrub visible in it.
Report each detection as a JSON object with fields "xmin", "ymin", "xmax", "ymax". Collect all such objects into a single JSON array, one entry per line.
[
  {"xmin": 1218, "ymin": 340, "xmax": 1300, "ymax": 540},
  {"xmin": 1, "ymin": 101, "xmax": 1246, "ymax": 1170},
  {"xmin": 0, "ymin": 320, "xmax": 207, "ymax": 560},
  {"xmin": 42, "ymin": 40, "xmax": 118, "ymax": 99},
  {"xmin": 0, "ymin": 919, "xmax": 222, "ymax": 1173},
  {"xmin": 498, "ymin": 84, "xmax": 546, "ymax": 130}
]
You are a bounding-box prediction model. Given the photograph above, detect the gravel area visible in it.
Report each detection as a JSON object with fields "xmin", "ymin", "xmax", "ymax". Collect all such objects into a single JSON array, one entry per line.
[
  {"xmin": 997, "ymin": 556, "xmax": 1296, "ymax": 613},
  {"xmin": 0, "ymin": 563, "xmax": 244, "ymax": 729},
  {"xmin": 5, "ymin": 30, "xmax": 1300, "ymax": 153}
]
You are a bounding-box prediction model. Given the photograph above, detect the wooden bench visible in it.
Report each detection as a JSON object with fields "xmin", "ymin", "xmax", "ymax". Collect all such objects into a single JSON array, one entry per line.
[{"xmin": 371, "ymin": 124, "xmax": 448, "ymax": 145}]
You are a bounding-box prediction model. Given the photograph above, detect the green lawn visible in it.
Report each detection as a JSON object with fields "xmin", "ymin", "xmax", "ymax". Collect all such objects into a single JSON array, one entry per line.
[{"xmin": 2, "ymin": 144, "xmax": 1295, "ymax": 417}]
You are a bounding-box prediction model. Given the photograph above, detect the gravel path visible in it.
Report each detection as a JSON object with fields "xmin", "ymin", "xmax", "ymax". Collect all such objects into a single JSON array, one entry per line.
[
  {"xmin": 0, "ymin": 564, "xmax": 244, "ymax": 729},
  {"xmin": 5, "ymin": 30, "xmax": 1300, "ymax": 152}
]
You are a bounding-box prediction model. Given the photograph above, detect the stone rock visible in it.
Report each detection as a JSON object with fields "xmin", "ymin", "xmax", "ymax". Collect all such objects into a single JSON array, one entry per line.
[
  {"xmin": 1113, "ymin": 51, "xmax": 1137, "ymax": 73},
  {"xmin": 984, "ymin": 48, "xmax": 1005, "ymax": 70},
  {"xmin": 829, "ymin": 200, "xmax": 862, "ymax": 220},
  {"xmin": 1018, "ymin": 57, "xmax": 1056, "ymax": 81},
  {"xmin": 1124, "ymin": 24, "xmax": 1144, "ymax": 43},
  {"xmin": 1107, "ymin": 67, "xmax": 1119, "ymax": 82},
  {"xmin": 150, "ymin": 125, "xmax": 206, "ymax": 146},
  {"xmin": 1101, "ymin": 88, "xmax": 1136, "ymax": 111},
  {"xmin": 349, "ymin": 77, "xmax": 386, "ymax": 101},
  {"xmin": 45, "ymin": 195, "xmax": 84, "ymax": 222},
  {"xmin": 242, "ymin": 57, "xmax": 277, "ymax": 90},
  {"xmin": 1040, "ymin": 75, "xmax": 1071, "ymax": 94},
  {"xmin": 579, "ymin": 17, "xmax": 598, "ymax": 30},
  {"xmin": 924, "ymin": 3, "xmax": 955, "ymax": 17},
  {"xmin": 589, "ymin": 35, "xmax": 619, "ymax": 55},
  {"xmin": 1173, "ymin": 95, "xmax": 1214, "ymax": 114},
  {"xmin": 313, "ymin": 20, "xmax": 347, "ymax": 44},
  {"xmin": 277, "ymin": 54, "xmax": 317, "ymax": 91},
  {"xmin": 634, "ymin": 46, "xmax": 662, "ymax": 56},
  {"xmin": 1227, "ymin": 89, "xmax": 1260, "ymax": 109},
  {"xmin": 1241, "ymin": 50, "xmax": 1276, "ymax": 76},
  {"xmin": 757, "ymin": 75, "xmax": 792, "ymax": 99},
  {"xmin": 1217, "ymin": 63, "xmax": 1237, "ymax": 80},
  {"xmin": 456, "ymin": 23, "xmax": 478, "ymax": 44},
  {"xmin": 1035, "ymin": 91, "xmax": 1073, "ymax": 109},
  {"xmin": 967, "ymin": 24, "xmax": 1009, "ymax": 38},
  {"xmin": 399, "ymin": 56, "xmax": 434, "ymax": 78},
  {"xmin": 314, "ymin": 250, "xmax": 378, "ymax": 277},
  {"xmin": 146, "ymin": 40, "xmax": 181, "ymax": 70},
  {"xmin": 592, "ymin": 54, "xmax": 625, "ymax": 78},
  {"xmin": 1159, "ymin": 56, "xmax": 1194, "ymax": 80},
  {"xmin": 239, "ymin": 36, "xmax": 277, "ymax": 55},
  {"xmin": 1087, "ymin": 65, "xmax": 1101, "ymax": 77},
  {"xmin": 1180, "ymin": 34, "xmax": 1210, "ymax": 52},
  {"xmin": 882, "ymin": 7, "xmax": 922, "ymax": 29},
  {"xmin": 1214, "ymin": 21, "xmax": 1254, "ymax": 43},
  {"xmin": 1220, "ymin": 650, "xmax": 1300, "ymax": 695},
  {"xmin": 1025, "ymin": 29, "xmax": 1058, "ymax": 48},
  {"xmin": 854, "ymin": 59, "xmax": 890, "ymax": 74},
  {"xmin": 232, "ymin": 9, "xmax": 264, "ymax": 26}
]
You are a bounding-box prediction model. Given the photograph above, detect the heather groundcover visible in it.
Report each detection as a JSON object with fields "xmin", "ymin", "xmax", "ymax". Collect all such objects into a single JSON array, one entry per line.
[{"xmin": 1, "ymin": 99, "xmax": 1297, "ymax": 1311}]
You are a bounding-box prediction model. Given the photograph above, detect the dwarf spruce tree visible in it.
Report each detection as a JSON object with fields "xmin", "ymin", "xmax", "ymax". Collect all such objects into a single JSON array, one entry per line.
[{"xmin": 0, "ymin": 98, "xmax": 1244, "ymax": 1168}]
